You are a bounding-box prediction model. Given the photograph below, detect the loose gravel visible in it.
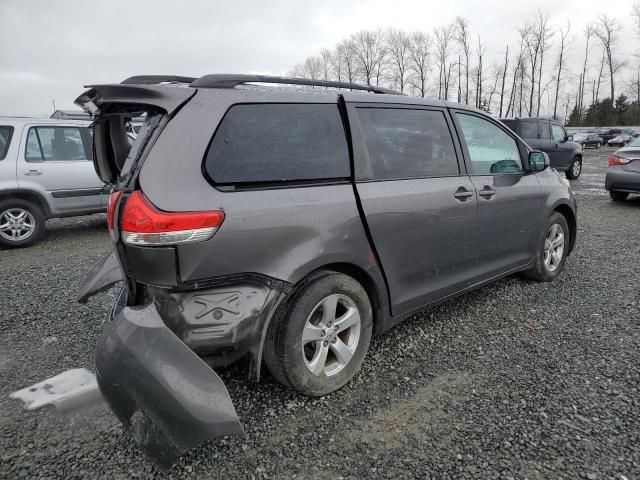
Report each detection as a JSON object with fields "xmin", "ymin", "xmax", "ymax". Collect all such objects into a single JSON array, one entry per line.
[{"xmin": 1, "ymin": 148, "xmax": 639, "ymax": 479}]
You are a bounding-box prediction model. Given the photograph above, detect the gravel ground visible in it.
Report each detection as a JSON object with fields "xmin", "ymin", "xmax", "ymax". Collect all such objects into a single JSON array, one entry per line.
[{"xmin": 1, "ymin": 147, "xmax": 639, "ymax": 479}]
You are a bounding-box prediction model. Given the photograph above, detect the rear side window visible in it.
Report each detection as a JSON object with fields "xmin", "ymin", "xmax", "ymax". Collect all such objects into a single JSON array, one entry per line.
[
  {"xmin": 204, "ymin": 104, "xmax": 349, "ymax": 185},
  {"xmin": 539, "ymin": 120, "xmax": 551, "ymax": 139},
  {"xmin": 25, "ymin": 126, "xmax": 89, "ymax": 162},
  {"xmin": 0, "ymin": 126, "xmax": 13, "ymax": 160},
  {"xmin": 519, "ymin": 120, "xmax": 539, "ymax": 139},
  {"xmin": 356, "ymin": 108, "xmax": 458, "ymax": 180}
]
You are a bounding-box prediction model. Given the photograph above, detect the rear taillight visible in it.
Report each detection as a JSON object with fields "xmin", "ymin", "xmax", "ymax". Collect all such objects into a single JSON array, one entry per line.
[
  {"xmin": 119, "ymin": 191, "xmax": 224, "ymax": 246},
  {"xmin": 107, "ymin": 191, "xmax": 123, "ymax": 231},
  {"xmin": 608, "ymin": 155, "xmax": 630, "ymax": 166}
]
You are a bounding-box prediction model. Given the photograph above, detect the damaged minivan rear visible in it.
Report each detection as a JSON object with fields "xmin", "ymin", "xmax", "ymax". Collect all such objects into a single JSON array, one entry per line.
[{"xmin": 76, "ymin": 74, "xmax": 576, "ymax": 468}]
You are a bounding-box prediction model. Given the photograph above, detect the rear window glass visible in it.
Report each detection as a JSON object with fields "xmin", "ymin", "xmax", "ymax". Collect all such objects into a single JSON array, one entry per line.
[
  {"xmin": 0, "ymin": 126, "xmax": 13, "ymax": 160},
  {"xmin": 204, "ymin": 104, "xmax": 350, "ymax": 185},
  {"xmin": 25, "ymin": 126, "xmax": 89, "ymax": 162},
  {"xmin": 519, "ymin": 120, "xmax": 538, "ymax": 139},
  {"xmin": 356, "ymin": 108, "xmax": 458, "ymax": 180}
]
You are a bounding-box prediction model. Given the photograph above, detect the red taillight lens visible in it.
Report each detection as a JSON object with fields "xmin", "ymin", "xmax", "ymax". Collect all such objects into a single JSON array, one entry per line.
[
  {"xmin": 608, "ymin": 155, "xmax": 630, "ymax": 166},
  {"xmin": 120, "ymin": 191, "xmax": 224, "ymax": 246},
  {"xmin": 107, "ymin": 191, "xmax": 123, "ymax": 231}
]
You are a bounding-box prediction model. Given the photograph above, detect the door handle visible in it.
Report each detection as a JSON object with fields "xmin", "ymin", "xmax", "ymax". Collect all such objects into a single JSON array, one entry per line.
[
  {"xmin": 478, "ymin": 187, "xmax": 496, "ymax": 199},
  {"xmin": 454, "ymin": 187, "xmax": 474, "ymax": 201},
  {"xmin": 24, "ymin": 169, "xmax": 42, "ymax": 176}
]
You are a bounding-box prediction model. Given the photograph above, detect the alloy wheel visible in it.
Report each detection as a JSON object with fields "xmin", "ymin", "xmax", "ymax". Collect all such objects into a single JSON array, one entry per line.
[
  {"xmin": 302, "ymin": 294, "xmax": 361, "ymax": 377},
  {"xmin": 571, "ymin": 160, "xmax": 581, "ymax": 177},
  {"xmin": 543, "ymin": 223, "xmax": 565, "ymax": 272},
  {"xmin": 0, "ymin": 208, "xmax": 36, "ymax": 242}
]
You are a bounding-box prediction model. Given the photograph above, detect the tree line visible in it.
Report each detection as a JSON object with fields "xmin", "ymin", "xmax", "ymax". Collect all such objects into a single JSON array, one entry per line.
[{"xmin": 290, "ymin": 6, "xmax": 640, "ymax": 127}]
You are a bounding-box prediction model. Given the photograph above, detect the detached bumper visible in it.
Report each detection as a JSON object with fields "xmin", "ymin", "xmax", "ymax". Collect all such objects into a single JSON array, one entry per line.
[{"xmin": 95, "ymin": 290, "xmax": 243, "ymax": 468}]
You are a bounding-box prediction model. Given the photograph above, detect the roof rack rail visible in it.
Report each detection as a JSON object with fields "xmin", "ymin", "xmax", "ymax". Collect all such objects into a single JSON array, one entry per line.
[
  {"xmin": 190, "ymin": 74, "xmax": 404, "ymax": 95},
  {"xmin": 121, "ymin": 75, "xmax": 197, "ymax": 85}
]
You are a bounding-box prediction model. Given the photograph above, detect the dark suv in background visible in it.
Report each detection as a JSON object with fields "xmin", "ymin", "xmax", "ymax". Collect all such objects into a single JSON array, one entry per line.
[
  {"xmin": 500, "ymin": 117, "xmax": 583, "ymax": 179},
  {"xmin": 76, "ymin": 74, "xmax": 577, "ymax": 467}
]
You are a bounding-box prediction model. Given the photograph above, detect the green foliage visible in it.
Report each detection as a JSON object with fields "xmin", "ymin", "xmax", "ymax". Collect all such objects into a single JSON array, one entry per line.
[{"xmin": 566, "ymin": 97, "xmax": 640, "ymax": 127}]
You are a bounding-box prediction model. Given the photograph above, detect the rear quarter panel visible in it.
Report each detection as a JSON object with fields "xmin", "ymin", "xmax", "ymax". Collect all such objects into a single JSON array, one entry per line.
[{"xmin": 138, "ymin": 89, "xmax": 388, "ymax": 309}]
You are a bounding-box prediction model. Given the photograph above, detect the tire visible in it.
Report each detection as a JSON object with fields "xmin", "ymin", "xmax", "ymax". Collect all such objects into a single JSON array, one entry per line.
[
  {"xmin": 609, "ymin": 191, "xmax": 629, "ymax": 202},
  {"xmin": 0, "ymin": 199, "xmax": 45, "ymax": 248},
  {"xmin": 565, "ymin": 157, "xmax": 582, "ymax": 179},
  {"xmin": 523, "ymin": 212, "xmax": 570, "ymax": 282},
  {"xmin": 263, "ymin": 271, "xmax": 373, "ymax": 397},
  {"xmin": 596, "ymin": 142, "xmax": 601, "ymax": 149}
]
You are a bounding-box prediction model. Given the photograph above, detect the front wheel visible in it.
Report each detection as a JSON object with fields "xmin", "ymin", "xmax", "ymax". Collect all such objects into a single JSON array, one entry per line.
[
  {"xmin": 523, "ymin": 212, "xmax": 570, "ymax": 282},
  {"xmin": 0, "ymin": 199, "xmax": 45, "ymax": 248},
  {"xmin": 263, "ymin": 271, "xmax": 373, "ymax": 397},
  {"xmin": 565, "ymin": 157, "xmax": 582, "ymax": 179},
  {"xmin": 596, "ymin": 142, "xmax": 601, "ymax": 149}
]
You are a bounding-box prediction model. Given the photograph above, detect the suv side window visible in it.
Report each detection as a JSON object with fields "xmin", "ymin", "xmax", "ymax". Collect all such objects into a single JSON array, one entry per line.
[
  {"xmin": 0, "ymin": 126, "xmax": 13, "ymax": 160},
  {"xmin": 539, "ymin": 120, "xmax": 551, "ymax": 140},
  {"xmin": 204, "ymin": 104, "xmax": 349, "ymax": 185},
  {"xmin": 519, "ymin": 120, "xmax": 539, "ymax": 139},
  {"xmin": 25, "ymin": 126, "xmax": 89, "ymax": 162},
  {"xmin": 356, "ymin": 108, "xmax": 458, "ymax": 180},
  {"xmin": 455, "ymin": 113, "xmax": 523, "ymax": 175},
  {"xmin": 551, "ymin": 124, "xmax": 566, "ymax": 142}
]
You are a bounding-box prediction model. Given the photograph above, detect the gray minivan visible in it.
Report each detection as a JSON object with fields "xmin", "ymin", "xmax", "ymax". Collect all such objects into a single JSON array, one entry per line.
[{"xmin": 76, "ymin": 74, "xmax": 577, "ymax": 467}]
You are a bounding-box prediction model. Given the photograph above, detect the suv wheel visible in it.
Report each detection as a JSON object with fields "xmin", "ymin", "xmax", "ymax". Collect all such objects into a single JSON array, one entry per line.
[
  {"xmin": 0, "ymin": 199, "xmax": 45, "ymax": 248},
  {"xmin": 609, "ymin": 191, "xmax": 629, "ymax": 202},
  {"xmin": 566, "ymin": 157, "xmax": 582, "ymax": 179},
  {"xmin": 523, "ymin": 212, "xmax": 569, "ymax": 282},
  {"xmin": 595, "ymin": 142, "xmax": 601, "ymax": 149},
  {"xmin": 264, "ymin": 271, "xmax": 372, "ymax": 396}
]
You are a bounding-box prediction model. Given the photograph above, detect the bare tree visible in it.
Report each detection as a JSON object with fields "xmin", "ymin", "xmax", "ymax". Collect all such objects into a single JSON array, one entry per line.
[
  {"xmin": 328, "ymin": 47, "xmax": 344, "ymax": 82},
  {"xmin": 553, "ymin": 20, "xmax": 571, "ymax": 119},
  {"xmin": 386, "ymin": 28, "xmax": 410, "ymax": 92},
  {"xmin": 594, "ymin": 14, "xmax": 626, "ymax": 106},
  {"xmin": 302, "ymin": 56, "xmax": 322, "ymax": 80},
  {"xmin": 633, "ymin": 4, "xmax": 640, "ymax": 35},
  {"xmin": 337, "ymin": 39, "xmax": 357, "ymax": 83},
  {"xmin": 578, "ymin": 23, "xmax": 593, "ymax": 119},
  {"xmin": 319, "ymin": 48, "xmax": 332, "ymax": 81},
  {"xmin": 535, "ymin": 13, "xmax": 553, "ymax": 116},
  {"xmin": 434, "ymin": 24, "xmax": 456, "ymax": 100},
  {"xmin": 455, "ymin": 17, "xmax": 471, "ymax": 104},
  {"xmin": 407, "ymin": 31, "xmax": 432, "ymax": 97},
  {"xmin": 351, "ymin": 29, "xmax": 386, "ymax": 85},
  {"xmin": 473, "ymin": 34, "xmax": 486, "ymax": 108},
  {"xmin": 498, "ymin": 45, "xmax": 509, "ymax": 117}
]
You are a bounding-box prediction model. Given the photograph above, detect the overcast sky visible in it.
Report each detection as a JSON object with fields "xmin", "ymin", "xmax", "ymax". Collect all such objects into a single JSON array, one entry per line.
[{"xmin": 1, "ymin": 0, "xmax": 638, "ymax": 117}]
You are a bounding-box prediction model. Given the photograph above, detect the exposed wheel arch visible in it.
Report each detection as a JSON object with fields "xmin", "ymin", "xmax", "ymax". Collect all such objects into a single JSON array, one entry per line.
[{"xmin": 553, "ymin": 204, "xmax": 576, "ymax": 254}]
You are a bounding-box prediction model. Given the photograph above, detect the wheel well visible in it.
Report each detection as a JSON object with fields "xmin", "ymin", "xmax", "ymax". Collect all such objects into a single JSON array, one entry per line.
[
  {"xmin": 554, "ymin": 204, "xmax": 576, "ymax": 253},
  {"xmin": 0, "ymin": 190, "xmax": 50, "ymax": 217},
  {"xmin": 300, "ymin": 263, "xmax": 383, "ymax": 329}
]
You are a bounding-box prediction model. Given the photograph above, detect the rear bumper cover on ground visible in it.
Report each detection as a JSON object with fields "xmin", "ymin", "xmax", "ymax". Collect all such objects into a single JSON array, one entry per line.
[{"xmin": 95, "ymin": 289, "xmax": 243, "ymax": 468}]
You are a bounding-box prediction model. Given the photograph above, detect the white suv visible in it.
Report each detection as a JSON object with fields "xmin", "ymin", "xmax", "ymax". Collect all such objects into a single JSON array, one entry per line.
[{"xmin": 0, "ymin": 117, "xmax": 107, "ymax": 247}]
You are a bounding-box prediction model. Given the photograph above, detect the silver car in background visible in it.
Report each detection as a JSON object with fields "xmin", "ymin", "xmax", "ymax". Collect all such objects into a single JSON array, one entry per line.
[{"xmin": 0, "ymin": 117, "xmax": 107, "ymax": 247}]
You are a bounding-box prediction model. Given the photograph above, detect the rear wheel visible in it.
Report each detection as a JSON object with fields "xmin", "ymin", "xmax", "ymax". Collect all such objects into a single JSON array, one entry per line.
[
  {"xmin": 595, "ymin": 142, "xmax": 601, "ymax": 149},
  {"xmin": 263, "ymin": 271, "xmax": 372, "ymax": 396},
  {"xmin": 523, "ymin": 212, "xmax": 569, "ymax": 282},
  {"xmin": 0, "ymin": 199, "xmax": 45, "ymax": 248},
  {"xmin": 609, "ymin": 191, "xmax": 629, "ymax": 202},
  {"xmin": 565, "ymin": 157, "xmax": 582, "ymax": 179}
]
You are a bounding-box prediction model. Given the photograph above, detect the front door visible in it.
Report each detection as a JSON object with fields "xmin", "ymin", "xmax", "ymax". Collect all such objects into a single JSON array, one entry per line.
[
  {"xmin": 453, "ymin": 111, "xmax": 544, "ymax": 276},
  {"xmin": 549, "ymin": 123, "xmax": 574, "ymax": 170},
  {"xmin": 349, "ymin": 104, "xmax": 479, "ymax": 316},
  {"xmin": 17, "ymin": 124, "xmax": 104, "ymax": 214}
]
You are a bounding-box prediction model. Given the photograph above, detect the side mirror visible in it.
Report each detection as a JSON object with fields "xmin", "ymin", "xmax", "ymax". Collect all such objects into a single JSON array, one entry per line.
[{"xmin": 528, "ymin": 151, "xmax": 549, "ymax": 172}]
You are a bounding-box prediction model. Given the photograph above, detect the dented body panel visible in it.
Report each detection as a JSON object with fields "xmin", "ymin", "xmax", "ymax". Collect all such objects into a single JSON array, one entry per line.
[{"xmin": 95, "ymin": 291, "xmax": 243, "ymax": 468}]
